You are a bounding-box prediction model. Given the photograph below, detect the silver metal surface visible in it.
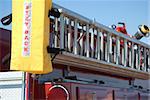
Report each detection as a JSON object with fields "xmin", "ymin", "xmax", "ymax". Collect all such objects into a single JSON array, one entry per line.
[
  {"xmin": 68, "ymin": 19, "xmax": 72, "ymax": 52},
  {"xmin": 86, "ymin": 24, "xmax": 90, "ymax": 58},
  {"xmin": 100, "ymin": 32, "xmax": 104, "ymax": 60},
  {"xmin": 143, "ymin": 48, "xmax": 147, "ymax": 72},
  {"xmin": 54, "ymin": 18, "xmax": 58, "ymax": 48},
  {"xmin": 51, "ymin": 3, "xmax": 150, "ymax": 75},
  {"xmin": 137, "ymin": 45, "xmax": 141, "ymax": 70},
  {"xmin": 60, "ymin": 14, "xmax": 65, "ymax": 49},
  {"xmin": 106, "ymin": 33, "xmax": 111, "ymax": 63},
  {"xmin": 80, "ymin": 25, "xmax": 84, "ymax": 56},
  {"xmin": 116, "ymin": 36, "xmax": 120, "ymax": 65},
  {"xmin": 124, "ymin": 39, "xmax": 127, "ymax": 67},
  {"xmin": 131, "ymin": 43, "xmax": 134, "ymax": 68},
  {"xmin": 74, "ymin": 19, "xmax": 78, "ymax": 55},
  {"xmin": 91, "ymin": 28, "xmax": 94, "ymax": 58},
  {"xmin": 97, "ymin": 29, "xmax": 100, "ymax": 60}
]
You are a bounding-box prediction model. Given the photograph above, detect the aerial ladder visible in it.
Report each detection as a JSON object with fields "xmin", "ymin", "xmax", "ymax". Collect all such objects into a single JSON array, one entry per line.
[{"xmin": 0, "ymin": 0, "xmax": 150, "ymax": 99}]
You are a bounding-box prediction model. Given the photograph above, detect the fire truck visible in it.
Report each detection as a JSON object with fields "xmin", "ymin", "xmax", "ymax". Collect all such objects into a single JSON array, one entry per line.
[{"xmin": 0, "ymin": 0, "xmax": 150, "ymax": 100}]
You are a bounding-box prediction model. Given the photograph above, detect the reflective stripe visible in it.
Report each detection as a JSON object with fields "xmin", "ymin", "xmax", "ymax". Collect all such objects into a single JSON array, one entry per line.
[{"xmin": 49, "ymin": 85, "xmax": 69, "ymax": 100}]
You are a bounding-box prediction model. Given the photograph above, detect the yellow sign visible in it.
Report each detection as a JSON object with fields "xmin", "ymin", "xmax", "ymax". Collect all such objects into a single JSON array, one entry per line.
[{"xmin": 11, "ymin": 0, "xmax": 53, "ymax": 74}]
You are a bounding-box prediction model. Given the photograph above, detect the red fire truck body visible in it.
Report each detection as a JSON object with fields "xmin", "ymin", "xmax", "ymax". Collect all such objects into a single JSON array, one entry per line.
[{"xmin": 0, "ymin": 3, "xmax": 150, "ymax": 100}]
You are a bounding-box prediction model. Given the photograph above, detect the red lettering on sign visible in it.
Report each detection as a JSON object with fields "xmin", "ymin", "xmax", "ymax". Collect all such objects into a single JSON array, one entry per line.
[
  {"xmin": 25, "ymin": 10, "xmax": 28, "ymax": 13},
  {"xmin": 24, "ymin": 36, "xmax": 29, "ymax": 40},
  {"xmin": 26, "ymin": 5, "xmax": 29, "ymax": 9},
  {"xmin": 24, "ymin": 47, "xmax": 28, "ymax": 52},
  {"xmin": 25, "ymin": 30, "xmax": 29, "ymax": 34},
  {"xmin": 24, "ymin": 41, "xmax": 29, "ymax": 46},
  {"xmin": 22, "ymin": 3, "xmax": 32, "ymax": 56},
  {"xmin": 25, "ymin": 22, "xmax": 28, "ymax": 26}
]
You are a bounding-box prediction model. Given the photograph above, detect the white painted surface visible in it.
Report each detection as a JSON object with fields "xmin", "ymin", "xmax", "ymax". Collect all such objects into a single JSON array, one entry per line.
[{"xmin": 0, "ymin": 72, "xmax": 25, "ymax": 100}]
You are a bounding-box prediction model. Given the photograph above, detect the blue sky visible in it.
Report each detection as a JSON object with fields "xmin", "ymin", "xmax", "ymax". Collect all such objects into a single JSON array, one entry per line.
[{"xmin": 0, "ymin": 0, "xmax": 150, "ymax": 44}]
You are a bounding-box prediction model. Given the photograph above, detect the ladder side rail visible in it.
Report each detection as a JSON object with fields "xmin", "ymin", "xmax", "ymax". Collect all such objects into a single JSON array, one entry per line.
[
  {"xmin": 86, "ymin": 24, "xmax": 90, "ymax": 58},
  {"xmin": 91, "ymin": 27, "xmax": 94, "ymax": 58},
  {"xmin": 92, "ymin": 27, "xmax": 97, "ymax": 58},
  {"xmin": 135, "ymin": 44, "xmax": 139, "ymax": 69},
  {"xmin": 83, "ymin": 25, "xmax": 87, "ymax": 57},
  {"xmin": 100, "ymin": 30, "xmax": 104, "ymax": 60},
  {"xmin": 124, "ymin": 39, "xmax": 128, "ymax": 67},
  {"xmin": 54, "ymin": 18, "xmax": 58, "ymax": 48},
  {"xmin": 112, "ymin": 36, "xmax": 117, "ymax": 64},
  {"xmin": 131, "ymin": 42, "xmax": 135, "ymax": 69},
  {"xmin": 104, "ymin": 33, "xmax": 108, "ymax": 61},
  {"xmin": 109, "ymin": 34, "xmax": 113, "ymax": 63},
  {"xmin": 106, "ymin": 32, "xmax": 111, "ymax": 63},
  {"xmin": 137, "ymin": 45, "xmax": 141, "ymax": 71},
  {"xmin": 74, "ymin": 19, "xmax": 78, "ymax": 55},
  {"xmin": 49, "ymin": 17, "xmax": 55, "ymax": 48},
  {"xmin": 97, "ymin": 29, "xmax": 100, "ymax": 60},
  {"xmin": 113, "ymin": 43, "xmax": 117, "ymax": 64},
  {"xmin": 68, "ymin": 18, "xmax": 72, "ymax": 52},
  {"xmin": 146, "ymin": 48, "xmax": 149, "ymax": 72},
  {"xmin": 60, "ymin": 14, "xmax": 65, "ymax": 49},
  {"xmin": 128, "ymin": 42, "xmax": 132, "ymax": 67},
  {"xmin": 94, "ymin": 29, "xmax": 98, "ymax": 59},
  {"xmin": 64, "ymin": 17, "xmax": 67, "ymax": 49},
  {"xmin": 116, "ymin": 36, "xmax": 120, "ymax": 65},
  {"xmin": 143, "ymin": 48, "xmax": 147, "ymax": 72},
  {"xmin": 79, "ymin": 24, "xmax": 84, "ymax": 56},
  {"xmin": 121, "ymin": 39, "xmax": 124, "ymax": 65}
]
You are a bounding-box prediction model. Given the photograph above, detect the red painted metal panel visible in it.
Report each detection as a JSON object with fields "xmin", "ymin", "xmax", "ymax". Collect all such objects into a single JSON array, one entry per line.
[
  {"xmin": 0, "ymin": 28, "xmax": 11, "ymax": 71},
  {"xmin": 115, "ymin": 89, "xmax": 139, "ymax": 100},
  {"xmin": 33, "ymin": 82, "xmax": 114, "ymax": 100},
  {"xmin": 32, "ymin": 82, "xmax": 149, "ymax": 100},
  {"xmin": 34, "ymin": 82, "xmax": 70, "ymax": 100}
]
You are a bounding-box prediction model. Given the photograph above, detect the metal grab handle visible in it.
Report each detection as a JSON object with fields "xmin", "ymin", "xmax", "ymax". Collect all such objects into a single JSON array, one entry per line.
[{"xmin": 1, "ymin": 14, "xmax": 12, "ymax": 26}]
